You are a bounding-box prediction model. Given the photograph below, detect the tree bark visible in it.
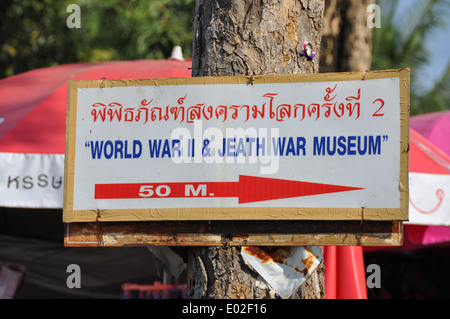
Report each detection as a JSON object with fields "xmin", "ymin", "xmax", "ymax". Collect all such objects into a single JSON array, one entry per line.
[
  {"xmin": 192, "ymin": 0, "xmax": 325, "ymax": 77},
  {"xmin": 320, "ymin": 0, "xmax": 374, "ymax": 73},
  {"xmin": 187, "ymin": 0, "xmax": 325, "ymax": 299}
]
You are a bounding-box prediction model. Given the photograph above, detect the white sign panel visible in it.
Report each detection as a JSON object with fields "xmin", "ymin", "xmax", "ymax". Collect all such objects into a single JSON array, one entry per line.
[
  {"xmin": 0, "ymin": 153, "xmax": 64, "ymax": 208},
  {"xmin": 64, "ymin": 71, "xmax": 409, "ymax": 222},
  {"xmin": 409, "ymin": 172, "xmax": 450, "ymax": 226}
]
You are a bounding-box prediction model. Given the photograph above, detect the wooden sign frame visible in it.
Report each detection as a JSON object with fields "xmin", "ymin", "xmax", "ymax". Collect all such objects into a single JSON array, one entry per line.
[
  {"xmin": 64, "ymin": 220, "xmax": 402, "ymax": 247},
  {"xmin": 64, "ymin": 69, "xmax": 409, "ymax": 247}
]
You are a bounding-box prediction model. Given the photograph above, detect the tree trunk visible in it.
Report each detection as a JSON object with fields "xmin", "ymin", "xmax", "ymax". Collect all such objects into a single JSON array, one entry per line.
[
  {"xmin": 320, "ymin": 0, "xmax": 374, "ymax": 73},
  {"xmin": 187, "ymin": 0, "xmax": 325, "ymax": 299}
]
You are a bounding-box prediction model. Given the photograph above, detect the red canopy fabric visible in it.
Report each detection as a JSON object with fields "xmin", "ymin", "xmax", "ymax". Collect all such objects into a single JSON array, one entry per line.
[
  {"xmin": 409, "ymin": 128, "xmax": 450, "ymax": 175},
  {"xmin": 411, "ymin": 111, "xmax": 450, "ymax": 157},
  {"xmin": 407, "ymin": 125, "xmax": 450, "ymax": 246},
  {"xmin": 0, "ymin": 59, "xmax": 192, "ymax": 154}
]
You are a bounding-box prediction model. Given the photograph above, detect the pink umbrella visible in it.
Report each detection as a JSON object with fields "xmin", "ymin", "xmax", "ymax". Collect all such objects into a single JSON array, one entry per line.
[
  {"xmin": 0, "ymin": 58, "xmax": 192, "ymax": 208},
  {"xmin": 364, "ymin": 126, "xmax": 450, "ymax": 252},
  {"xmin": 406, "ymin": 115, "xmax": 450, "ymax": 247},
  {"xmin": 411, "ymin": 110, "xmax": 450, "ymax": 157}
]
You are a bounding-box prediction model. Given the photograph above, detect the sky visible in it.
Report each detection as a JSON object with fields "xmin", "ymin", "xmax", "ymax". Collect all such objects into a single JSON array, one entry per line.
[
  {"xmin": 396, "ymin": 0, "xmax": 450, "ymax": 92},
  {"xmin": 419, "ymin": 21, "xmax": 449, "ymax": 91}
]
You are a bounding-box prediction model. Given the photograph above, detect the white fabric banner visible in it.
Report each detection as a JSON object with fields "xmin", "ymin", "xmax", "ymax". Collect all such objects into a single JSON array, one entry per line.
[
  {"xmin": 0, "ymin": 153, "xmax": 64, "ymax": 208},
  {"xmin": 408, "ymin": 172, "xmax": 450, "ymax": 226},
  {"xmin": 72, "ymin": 78, "xmax": 402, "ymax": 211}
]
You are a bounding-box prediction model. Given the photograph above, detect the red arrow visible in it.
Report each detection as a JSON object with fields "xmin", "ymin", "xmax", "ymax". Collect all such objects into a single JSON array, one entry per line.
[
  {"xmin": 236, "ymin": 175, "xmax": 363, "ymax": 204},
  {"xmin": 95, "ymin": 175, "xmax": 363, "ymax": 204}
]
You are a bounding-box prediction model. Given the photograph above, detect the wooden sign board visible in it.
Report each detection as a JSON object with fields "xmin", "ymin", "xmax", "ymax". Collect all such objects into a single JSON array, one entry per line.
[
  {"xmin": 64, "ymin": 220, "xmax": 403, "ymax": 247},
  {"xmin": 64, "ymin": 69, "xmax": 409, "ymax": 246}
]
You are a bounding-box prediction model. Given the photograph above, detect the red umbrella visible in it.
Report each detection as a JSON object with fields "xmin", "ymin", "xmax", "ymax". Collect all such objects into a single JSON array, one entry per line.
[
  {"xmin": 411, "ymin": 110, "xmax": 450, "ymax": 157},
  {"xmin": 406, "ymin": 126, "xmax": 450, "ymax": 246},
  {"xmin": 408, "ymin": 111, "xmax": 450, "ymax": 244},
  {"xmin": 0, "ymin": 58, "xmax": 192, "ymax": 208},
  {"xmin": 324, "ymin": 245, "xmax": 367, "ymax": 299}
]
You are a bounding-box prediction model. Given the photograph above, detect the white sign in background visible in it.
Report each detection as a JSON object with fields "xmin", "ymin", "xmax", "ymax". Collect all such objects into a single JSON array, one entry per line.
[
  {"xmin": 0, "ymin": 152, "xmax": 64, "ymax": 208},
  {"xmin": 72, "ymin": 78, "xmax": 401, "ymax": 211}
]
